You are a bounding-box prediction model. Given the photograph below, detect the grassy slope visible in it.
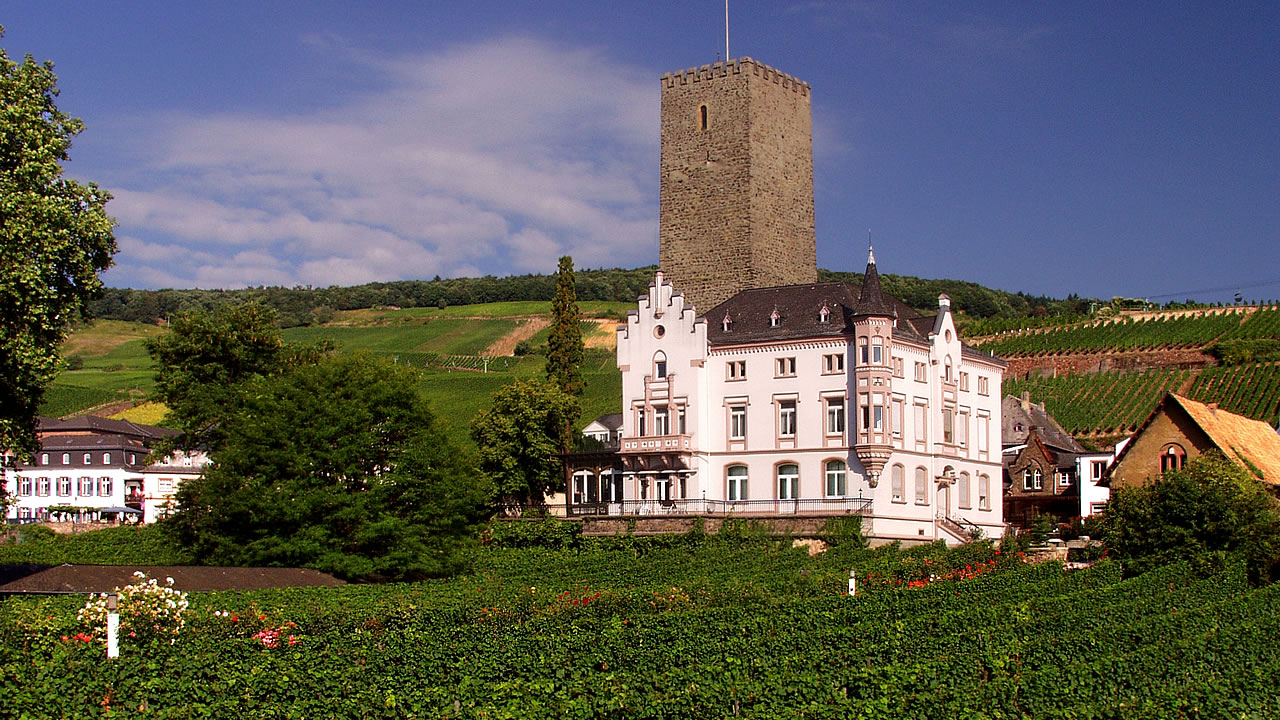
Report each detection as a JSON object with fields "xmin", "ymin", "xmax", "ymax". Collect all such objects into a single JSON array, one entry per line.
[{"xmin": 43, "ymin": 305, "xmax": 626, "ymax": 445}]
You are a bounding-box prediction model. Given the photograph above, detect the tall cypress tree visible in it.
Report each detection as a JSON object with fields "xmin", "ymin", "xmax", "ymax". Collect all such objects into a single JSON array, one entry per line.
[{"xmin": 546, "ymin": 255, "xmax": 584, "ymax": 397}]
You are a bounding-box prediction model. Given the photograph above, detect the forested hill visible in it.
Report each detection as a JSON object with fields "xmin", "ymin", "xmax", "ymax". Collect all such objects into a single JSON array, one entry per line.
[{"xmin": 90, "ymin": 267, "xmax": 1074, "ymax": 328}]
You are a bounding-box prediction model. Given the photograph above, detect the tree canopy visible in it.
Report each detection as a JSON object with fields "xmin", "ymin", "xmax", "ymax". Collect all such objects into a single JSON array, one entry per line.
[
  {"xmin": 1102, "ymin": 451, "xmax": 1280, "ymax": 583},
  {"xmin": 166, "ymin": 352, "xmax": 489, "ymax": 581},
  {"xmin": 546, "ymin": 255, "xmax": 584, "ymax": 397},
  {"xmin": 0, "ymin": 27, "xmax": 116, "ymax": 460},
  {"xmin": 145, "ymin": 302, "xmax": 328, "ymax": 453},
  {"xmin": 471, "ymin": 379, "xmax": 580, "ymax": 508}
]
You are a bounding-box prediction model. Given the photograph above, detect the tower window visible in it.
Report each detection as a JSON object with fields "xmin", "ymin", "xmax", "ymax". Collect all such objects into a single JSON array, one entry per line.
[{"xmin": 699, "ymin": 104, "xmax": 709, "ymax": 131}]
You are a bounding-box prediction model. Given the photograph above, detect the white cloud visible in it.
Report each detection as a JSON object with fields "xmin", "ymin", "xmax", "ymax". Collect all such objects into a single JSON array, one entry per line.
[{"xmin": 105, "ymin": 35, "xmax": 659, "ymax": 289}]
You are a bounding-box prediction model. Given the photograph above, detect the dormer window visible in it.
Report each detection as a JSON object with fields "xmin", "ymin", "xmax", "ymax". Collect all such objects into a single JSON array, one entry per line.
[
  {"xmin": 819, "ymin": 305, "xmax": 831, "ymax": 323},
  {"xmin": 722, "ymin": 312, "xmax": 733, "ymax": 332},
  {"xmin": 769, "ymin": 308, "xmax": 781, "ymax": 328}
]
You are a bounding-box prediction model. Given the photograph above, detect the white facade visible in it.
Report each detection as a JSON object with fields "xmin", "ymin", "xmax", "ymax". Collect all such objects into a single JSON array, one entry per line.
[
  {"xmin": 4, "ymin": 418, "xmax": 208, "ymax": 525},
  {"xmin": 613, "ymin": 267, "xmax": 1007, "ymax": 544}
]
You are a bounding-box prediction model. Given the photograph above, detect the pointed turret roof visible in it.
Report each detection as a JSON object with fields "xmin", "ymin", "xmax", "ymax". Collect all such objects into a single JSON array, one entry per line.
[{"xmin": 852, "ymin": 245, "xmax": 896, "ymax": 317}]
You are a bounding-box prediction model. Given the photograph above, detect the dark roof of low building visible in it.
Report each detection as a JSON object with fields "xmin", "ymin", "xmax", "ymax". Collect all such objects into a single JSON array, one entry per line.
[
  {"xmin": 590, "ymin": 413, "xmax": 624, "ymax": 432},
  {"xmin": 0, "ymin": 564, "xmax": 344, "ymax": 594},
  {"xmin": 1002, "ymin": 395, "xmax": 1084, "ymax": 453},
  {"xmin": 38, "ymin": 416, "xmax": 177, "ymax": 443}
]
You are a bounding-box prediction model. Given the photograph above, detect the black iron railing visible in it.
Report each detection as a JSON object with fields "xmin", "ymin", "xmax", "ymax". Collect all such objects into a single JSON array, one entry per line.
[{"xmin": 564, "ymin": 497, "xmax": 872, "ymax": 517}]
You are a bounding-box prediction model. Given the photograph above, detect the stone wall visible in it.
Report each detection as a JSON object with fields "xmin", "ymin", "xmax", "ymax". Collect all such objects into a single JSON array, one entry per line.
[
  {"xmin": 658, "ymin": 58, "xmax": 816, "ymax": 313},
  {"xmin": 1005, "ymin": 348, "xmax": 1214, "ymax": 380}
]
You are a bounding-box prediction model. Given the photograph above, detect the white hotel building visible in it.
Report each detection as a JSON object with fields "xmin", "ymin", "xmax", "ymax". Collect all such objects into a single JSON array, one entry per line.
[{"xmin": 593, "ymin": 251, "xmax": 1007, "ymax": 544}]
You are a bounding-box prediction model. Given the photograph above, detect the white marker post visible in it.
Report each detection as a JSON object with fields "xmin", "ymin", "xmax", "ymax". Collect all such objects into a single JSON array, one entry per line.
[
  {"xmin": 106, "ymin": 593, "xmax": 120, "ymax": 659},
  {"xmin": 847, "ymin": 569, "xmax": 856, "ymax": 596}
]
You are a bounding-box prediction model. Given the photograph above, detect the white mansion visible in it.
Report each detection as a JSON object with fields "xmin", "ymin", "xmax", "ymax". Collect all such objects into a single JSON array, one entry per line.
[{"xmin": 576, "ymin": 250, "xmax": 1008, "ymax": 544}]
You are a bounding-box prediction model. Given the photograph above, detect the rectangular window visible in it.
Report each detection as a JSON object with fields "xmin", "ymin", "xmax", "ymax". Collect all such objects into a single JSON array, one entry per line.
[
  {"xmin": 959, "ymin": 472, "xmax": 972, "ymax": 509},
  {"xmin": 1092, "ymin": 460, "xmax": 1107, "ymax": 481},
  {"xmin": 826, "ymin": 398, "xmax": 845, "ymax": 434},
  {"xmin": 57, "ymin": 477, "xmax": 72, "ymax": 497},
  {"xmin": 729, "ymin": 405, "xmax": 747, "ymax": 440},
  {"xmin": 859, "ymin": 340, "xmax": 869, "ymax": 364},
  {"xmin": 893, "ymin": 357, "xmax": 905, "ymax": 378},
  {"xmin": 871, "ymin": 342, "xmax": 883, "ymax": 365},
  {"xmin": 891, "ymin": 465, "xmax": 905, "ymax": 503},
  {"xmin": 37, "ymin": 477, "xmax": 50, "ymax": 497},
  {"xmin": 914, "ymin": 362, "xmax": 927, "ymax": 382},
  {"xmin": 83, "ymin": 453, "xmax": 92, "ymax": 465},
  {"xmin": 957, "ymin": 412, "xmax": 968, "ymax": 448},
  {"xmin": 99, "ymin": 477, "xmax": 113, "ymax": 497},
  {"xmin": 778, "ymin": 401, "xmax": 797, "ymax": 437},
  {"xmin": 822, "ymin": 353, "xmax": 845, "ymax": 374},
  {"xmin": 872, "ymin": 403, "xmax": 885, "ymax": 432},
  {"xmin": 727, "ymin": 467, "xmax": 749, "ymax": 501},
  {"xmin": 638, "ymin": 408, "xmax": 647, "ymax": 437},
  {"xmin": 103, "ymin": 453, "xmax": 111, "ymax": 464},
  {"xmin": 959, "ymin": 372, "xmax": 969, "ymax": 392},
  {"xmin": 726, "ymin": 360, "xmax": 747, "ymax": 380},
  {"xmin": 775, "ymin": 357, "xmax": 796, "ymax": 377},
  {"xmin": 653, "ymin": 406, "xmax": 670, "ymax": 436},
  {"xmin": 977, "ymin": 376, "xmax": 989, "ymax": 396},
  {"xmin": 943, "ymin": 408, "xmax": 954, "ymax": 444},
  {"xmin": 777, "ymin": 465, "xmax": 799, "ymax": 500},
  {"xmin": 914, "ymin": 404, "xmax": 927, "ymax": 444},
  {"xmin": 892, "ymin": 399, "xmax": 904, "ymax": 438},
  {"xmin": 79, "ymin": 477, "xmax": 94, "ymax": 496},
  {"xmin": 979, "ymin": 475, "xmax": 990, "ymax": 510},
  {"xmin": 825, "ymin": 462, "xmax": 847, "ymax": 497},
  {"xmin": 677, "ymin": 406, "xmax": 687, "ymax": 435},
  {"xmin": 977, "ymin": 415, "xmax": 990, "ymax": 453},
  {"xmin": 1057, "ymin": 471, "xmax": 1071, "ymax": 489},
  {"xmin": 18, "ymin": 477, "xmax": 32, "ymax": 496}
]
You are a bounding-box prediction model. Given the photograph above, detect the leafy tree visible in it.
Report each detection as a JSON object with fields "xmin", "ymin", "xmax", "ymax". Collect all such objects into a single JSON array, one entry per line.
[
  {"xmin": 1102, "ymin": 451, "xmax": 1280, "ymax": 583},
  {"xmin": 0, "ymin": 27, "xmax": 116, "ymax": 461},
  {"xmin": 166, "ymin": 353, "xmax": 489, "ymax": 581},
  {"xmin": 545, "ymin": 256, "xmax": 584, "ymax": 396},
  {"xmin": 145, "ymin": 302, "xmax": 328, "ymax": 452},
  {"xmin": 471, "ymin": 379, "xmax": 580, "ymax": 508}
]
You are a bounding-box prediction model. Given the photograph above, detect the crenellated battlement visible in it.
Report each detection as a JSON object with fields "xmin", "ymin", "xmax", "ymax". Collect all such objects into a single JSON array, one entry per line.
[{"xmin": 660, "ymin": 57, "xmax": 809, "ymax": 95}]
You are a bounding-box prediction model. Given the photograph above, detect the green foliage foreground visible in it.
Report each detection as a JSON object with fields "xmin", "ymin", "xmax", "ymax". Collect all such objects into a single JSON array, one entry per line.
[{"xmin": 3, "ymin": 538, "xmax": 1277, "ymax": 718}]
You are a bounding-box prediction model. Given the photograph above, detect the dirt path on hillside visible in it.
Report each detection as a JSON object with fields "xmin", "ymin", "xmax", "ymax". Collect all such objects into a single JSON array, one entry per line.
[
  {"xmin": 485, "ymin": 318, "xmax": 550, "ymax": 356},
  {"xmin": 483, "ymin": 317, "xmax": 617, "ymax": 356},
  {"xmin": 584, "ymin": 319, "xmax": 618, "ymax": 350}
]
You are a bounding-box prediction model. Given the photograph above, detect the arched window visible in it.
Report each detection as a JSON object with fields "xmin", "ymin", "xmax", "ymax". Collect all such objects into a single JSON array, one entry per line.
[
  {"xmin": 722, "ymin": 312, "xmax": 733, "ymax": 332},
  {"xmin": 915, "ymin": 467, "xmax": 929, "ymax": 505},
  {"xmin": 727, "ymin": 465, "xmax": 749, "ymax": 502},
  {"xmin": 944, "ymin": 357, "xmax": 953, "ymax": 383},
  {"xmin": 654, "ymin": 351, "xmax": 667, "ymax": 379},
  {"xmin": 62, "ymin": 453, "xmax": 70, "ymax": 465},
  {"xmin": 103, "ymin": 453, "xmax": 111, "ymax": 464},
  {"xmin": 699, "ymin": 103, "xmax": 709, "ymax": 131},
  {"xmin": 1160, "ymin": 443, "xmax": 1187, "ymax": 473},
  {"xmin": 769, "ymin": 308, "xmax": 781, "ymax": 327},
  {"xmin": 958, "ymin": 471, "xmax": 971, "ymax": 509},
  {"xmin": 1023, "ymin": 468, "xmax": 1043, "ymax": 491},
  {"xmin": 978, "ymin": 474, "xmax": 991, "ymax": 510},
  {"xmin": 891, "ymin": 464, "xmax": 905, "ymax": 503},
  {"xmin": 777, "ymin": 463, "xmax": 799, "ymax": 500},
  {"xmin": 824, "ymin": 460, "xmax": 847, "ymax": 497},
  {"xmin": 819, "ymin": 305, "xmax": 831, "ymax": 323},
  {"xmin": 858, "ymin": 338, "xmax": 869, "ymax": 364},
  {"xmin": 871, "ymin": 337, "xmax": 884, "ymax": 365}
]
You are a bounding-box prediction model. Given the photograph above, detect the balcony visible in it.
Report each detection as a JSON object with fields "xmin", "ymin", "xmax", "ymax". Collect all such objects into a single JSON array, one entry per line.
[
  {"xmin": 566, "ymin": 496, "xmax": 872, "ymax": 518},
  {"xmin": 619, "ymin": 434, "xmax": 691, "ymax": 454},
  {"xmin": 618, "ymin": 434, "xmax": 692, "ymax": 474}
]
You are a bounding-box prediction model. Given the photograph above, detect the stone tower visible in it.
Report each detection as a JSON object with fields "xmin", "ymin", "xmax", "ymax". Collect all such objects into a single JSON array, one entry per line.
[{"xmin": 658, "ymin": 57, "xmax": 817, "ymax": 313}]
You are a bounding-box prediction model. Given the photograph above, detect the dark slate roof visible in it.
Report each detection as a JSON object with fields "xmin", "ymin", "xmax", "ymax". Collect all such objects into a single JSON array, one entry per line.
[
  {"xmin": 592, "ymin": 413, "xmax": 624, "ymax": 432},
  {"xmin": 1002, "ymin": 395, "xmax": 1084, "ymax": 452},
  {"xmin": 705, "ymin": 281, "xmax": 926, "ymax": 346},
  {"xmin": 851, "ymin": 249, "xmax": 897, "ymax": 317},
  {"xmin": 38, "ymin": 416, "xmax": 177, "ymax": 443}
]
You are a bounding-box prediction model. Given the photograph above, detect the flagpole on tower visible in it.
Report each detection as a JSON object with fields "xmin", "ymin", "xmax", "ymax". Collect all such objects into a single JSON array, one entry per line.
[{"xmin": 725, "ymin": 0, "xmax": 730, "ymax": 62}]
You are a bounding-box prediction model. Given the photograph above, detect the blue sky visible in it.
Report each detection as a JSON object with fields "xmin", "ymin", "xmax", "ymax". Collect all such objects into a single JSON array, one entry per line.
[{"xmin": 5, "ymin": 2, "xmax": 1278, "ymax": 304}]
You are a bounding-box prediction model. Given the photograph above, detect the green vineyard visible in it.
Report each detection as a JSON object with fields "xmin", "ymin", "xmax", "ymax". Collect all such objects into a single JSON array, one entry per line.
[
  {"xmin": 971, "ymin": 311, "xmax": 1246, "ymax": 356},
  {"xmin": 2, "ymin": 538, "xmax": 1276, "ymax": 718},
  {"xmin": 1006, "ymin": 362, "xmax": 1280, "ymax": 435}
]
